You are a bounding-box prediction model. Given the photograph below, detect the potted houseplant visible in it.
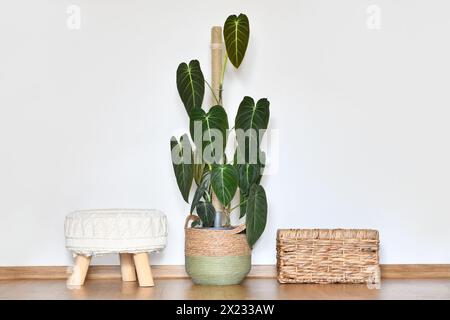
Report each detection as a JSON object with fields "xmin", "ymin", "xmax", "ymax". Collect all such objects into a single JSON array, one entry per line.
[{"xmin": 170, "ymin": 13, "xmax": 270, "ymax": 285}]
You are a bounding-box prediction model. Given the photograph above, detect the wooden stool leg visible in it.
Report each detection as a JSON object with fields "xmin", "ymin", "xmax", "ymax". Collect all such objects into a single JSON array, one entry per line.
[
  {"xmin": 120, "ymin": 253, "xmax": 137, "ymax": 282},
  {"xmin": 133, "ymin": 253, "xmax": 154, "ymax": 287},
  {"xmin": 67, "ymin": 255, "xmax": 91, "ymax": 286}
]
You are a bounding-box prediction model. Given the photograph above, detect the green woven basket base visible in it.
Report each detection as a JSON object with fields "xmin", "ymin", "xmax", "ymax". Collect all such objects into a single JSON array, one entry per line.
[{"xmin": 186, "ymin": 255, "xmax": 251, "ymax": 286}]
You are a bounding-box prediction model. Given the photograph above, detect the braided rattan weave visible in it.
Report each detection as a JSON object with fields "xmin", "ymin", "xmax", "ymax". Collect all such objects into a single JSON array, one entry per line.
[{"xmin": 277, "ymin": 229, "xmax": 380, "ymax": 284}]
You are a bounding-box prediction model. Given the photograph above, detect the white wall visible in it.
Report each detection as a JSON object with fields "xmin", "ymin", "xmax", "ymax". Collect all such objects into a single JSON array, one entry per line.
[{"xmin": 1, "ymin": 0, "xmax": 449, "ymax": 266}]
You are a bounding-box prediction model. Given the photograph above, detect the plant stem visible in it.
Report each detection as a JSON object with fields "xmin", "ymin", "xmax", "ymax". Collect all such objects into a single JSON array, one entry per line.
[
  {"xmin": 220, "ymin": 52, "xmax": 228, "ymax": 85},
  {"xmin": 205, "ymin": 190, "xmax": 211, "ymax": 202},
  {"xmin": 204, "ymin": 80, "xmax": 220, "ymax": 105},
  {"xmin": 219, "ymin": 52, "xmax": 228, "ymax": 104},
  {"xmin": 229, "ymin": 199, "xmax": 248, "ymax": 213},
  {"xmin": 222, "ymin": 205, "xmax": 231, "ymax": 227}
]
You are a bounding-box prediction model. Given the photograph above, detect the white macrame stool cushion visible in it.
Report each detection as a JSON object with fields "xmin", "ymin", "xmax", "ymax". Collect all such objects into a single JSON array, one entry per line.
[{"xmin": 65, "ymin": 209, "xmax": 167, "ymax": 256}]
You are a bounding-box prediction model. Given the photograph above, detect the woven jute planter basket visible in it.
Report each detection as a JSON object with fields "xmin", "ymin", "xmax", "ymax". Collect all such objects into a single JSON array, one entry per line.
[
  {"xmin": 184, "ymin": 215, "xmax": 251, "ymax": 285},
  {"xmin": 277, "ymin": 229, "xmax": 380, "ymax": 284}
]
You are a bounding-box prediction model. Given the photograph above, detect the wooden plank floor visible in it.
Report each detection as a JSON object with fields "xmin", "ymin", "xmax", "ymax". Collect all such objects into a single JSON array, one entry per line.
[{"xmin": 0, "ymin": 279, "xmax": 449, "ymax": 300}]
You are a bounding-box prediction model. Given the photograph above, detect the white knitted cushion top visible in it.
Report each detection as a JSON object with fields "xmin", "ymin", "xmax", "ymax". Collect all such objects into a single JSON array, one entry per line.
[{"xmin": 65, "ymin": 209, "xmax": 167, "ymax": 255}]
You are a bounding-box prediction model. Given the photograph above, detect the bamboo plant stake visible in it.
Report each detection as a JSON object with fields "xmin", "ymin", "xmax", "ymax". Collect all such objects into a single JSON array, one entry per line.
[
  {"xmin": 211, "ymin": 26, "xmax": 222, "ymax": 103},
  {"xmin": 210, "ymin": 26, "xmax": 226, "ymax": 221}
]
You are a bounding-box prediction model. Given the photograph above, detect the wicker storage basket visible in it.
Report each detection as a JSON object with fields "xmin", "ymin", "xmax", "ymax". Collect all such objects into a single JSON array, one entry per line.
[
  {"xmin": 184, "ymin": 215, "xmax": 251, "ymax": 285},
  {"xmin": 277, "ymin": 229, "xmax": 380, "ymax": 284}
]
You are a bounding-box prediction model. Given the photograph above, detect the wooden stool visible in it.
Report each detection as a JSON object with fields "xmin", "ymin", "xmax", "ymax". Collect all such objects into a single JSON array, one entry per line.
[
  {"xmin": 65, "ymin": 209, "xmax": 167, "ymax": 287},
  {"xmin": 67, "ymin": 252, "xmax": 154, "ymax": 287}
]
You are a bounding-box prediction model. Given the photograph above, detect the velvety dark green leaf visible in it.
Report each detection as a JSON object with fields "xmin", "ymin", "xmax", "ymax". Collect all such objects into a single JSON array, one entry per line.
[
  {"xmin": 246, "ymin": 184, "xmax": 268, "ymax": 247},
  {"xmin": 192, "ymin": 149, "xmax": 205, "ymax": 186},
  {"xmin": 176, "ymin": 60, "xmax": 205, "ymax": 115},
  {"xmin": 237, "ymin": 163, "xmax": 260, "ymax": 195},
  {"xmin": 190, "ymin": 105, "xmax": 229, "ymax": 162},
  {"xmin": 196, "ymin": 201, "xmax": 215, "ymax": 228},
  {"xmin": 190, "ymin": 171, "xmax": 211, "ymax": 214},
  {"xmin": 223, "ymin": 14, "xmax": 250, "ymax": 68},
  {"xmin": 234, "ymin": 96, "xmax": 270, "ymax": 165},
  {"xmin": 256, "ymin": 151, "xmax": 266, "ymax": 184},
  {"xmin": 239, "ymin": 190, "xmax": 248, "ymax": 219},
  {"xmin": 193, "ymin": 163, "xmax": 204, "ymax": 186},
  {"xmin": 210, "ymin": 164, "xmax": 239, "ymax": 207},
  {"xmin": 235, "ymin": 96, "xmax": 270, "ymax": 132},
  {"xmin": 234, "ymin": 139, "xmax": 266, "ymax": 168},
  {"xmin": 170, "ymin": 134, "xmax": 193, "ymax": 203}
]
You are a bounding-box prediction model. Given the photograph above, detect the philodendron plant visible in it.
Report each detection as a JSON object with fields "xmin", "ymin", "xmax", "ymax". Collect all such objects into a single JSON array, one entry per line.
[{"xmin": 170, "ymin": 14, "xmax": 270, "ymax": 247}]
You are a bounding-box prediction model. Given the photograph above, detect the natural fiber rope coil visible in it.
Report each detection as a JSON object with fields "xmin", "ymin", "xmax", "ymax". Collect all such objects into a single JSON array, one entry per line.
[
  {"xmin": 184, "ymin": 215, "xmax": 252, "ymax": 285},
  {"xmin": 184, "ymin": 215, "xmax": 250, "ymax": 257}
]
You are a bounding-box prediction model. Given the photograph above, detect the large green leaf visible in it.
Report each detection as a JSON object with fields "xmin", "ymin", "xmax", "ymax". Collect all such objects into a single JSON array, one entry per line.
[
  {"xmin": 235, "ymin": 96, "xmax": 270, "ymax": 132},
  {"xmin": 192, "ymin": 149, "xmax": 205, "ymax": 186},
  {"xmin": 256, "ymin": 151, "xmax": 266, "ymax": 184},
  {"xmin": 210, "ymin": 164, "xmax": 239, "ymax": 207},
  {"xmin": 170, "ymin": 134, "xmax": 193, "ymax": 203},
  {"xmin": 237, "ymin": 163, "xmax": 260, "ymax": 195},
  {"xmin": 190, "ymin": 171, "xmax": 211, "ymax": 214},
  {"xmin": 193, "ymin": 163, "xmax": 204, "ymax": 186},
  {"xmin": 190, "ymin": 105, "xmax": 229, "ymax": 163},
  {"xmin": 176, "ymin": 60, "xmax": 205, "ymax": 115},
  {"xmin": 246, "ymin": 184, "xmax": 268, "ymax": 247},
  {"xmin": 195, "ymin": 201, "xmax": 215, "ymax": 228},
  {"xmin": 239, "ymin": 190, "xmax": 248, "ymax": 219},
  {"xmin": 234, "ymin": 96, "xmax": 270, "ymax": 164},
  {"xmin": 223, "ymin": 14, "xmax": 250, "ymax": 68}
]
